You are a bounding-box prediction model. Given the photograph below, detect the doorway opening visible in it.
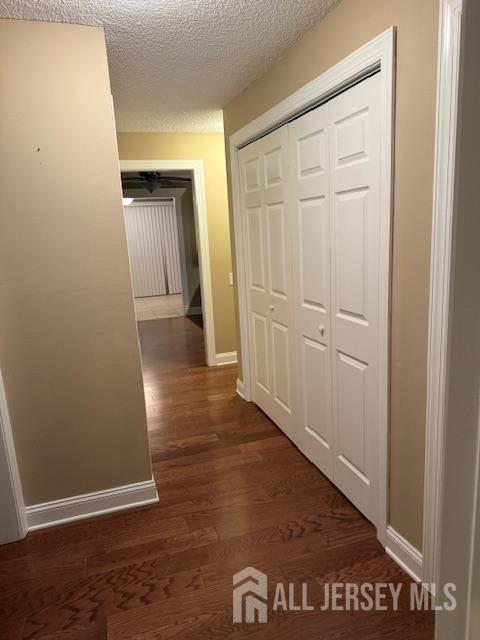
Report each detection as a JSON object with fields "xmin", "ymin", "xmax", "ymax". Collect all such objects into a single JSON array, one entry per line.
[
  {"xmin": 120, "ymin": 160, "xmax": 216, "ymax": 367},
  {"xmin": 122, "ymin": 170, "xmax": 203, "ymax": 322},
  {"xmin": 121, "ymin": 168, "xmax": 208, "ymax": 379}
]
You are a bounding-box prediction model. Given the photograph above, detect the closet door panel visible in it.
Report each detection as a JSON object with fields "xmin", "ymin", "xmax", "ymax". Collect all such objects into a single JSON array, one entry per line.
[
  {"xmin": 263, "ymin": 128, "xmax": 295, "ymax": 430},
  {"xmin": 290, "ymin": 104, "xmax": 334, "ymax": 478},
  {"xmin": 242, "ymin": 145, "xmax": 271, "ymax": 407},
  {"xmin": 329, "ymin": 74, "xmax": 381, "ymax": 522},
  {"xmin": 239, "ymin": 73, "xmax": 383, "ymax": 528},
  {"xmin": 239, "ymin": 127, "xmax": 296, "ymax": 440}
]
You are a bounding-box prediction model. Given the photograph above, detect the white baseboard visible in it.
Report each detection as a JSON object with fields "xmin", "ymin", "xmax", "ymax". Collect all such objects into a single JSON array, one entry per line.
[
  {"xmin": 184, "ymin": 306, "xmax": 202, "ymax": 316},
  {"xmin": 216, "ymin": 351, "xmax": 238, "ymax": 366},
  {"xmin": 26, "ymin": 479, "xmax": 158, "ymax": 531},
  {"xmin": 236, "ymin": 378, "xmax": 246, "ymax": 399},
  {"xmin": 385, "ymin": 525, "xmax": 423, "ymax": 583}
]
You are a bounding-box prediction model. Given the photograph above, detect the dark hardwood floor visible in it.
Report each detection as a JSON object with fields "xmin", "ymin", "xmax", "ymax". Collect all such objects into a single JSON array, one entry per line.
[{"xmin": 0, "ymin": 316, "xmax": 434, "ymax": 639}]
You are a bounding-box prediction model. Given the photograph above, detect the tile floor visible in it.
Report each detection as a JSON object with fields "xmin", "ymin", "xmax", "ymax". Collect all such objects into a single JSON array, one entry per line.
[{"xmin": 134, "ymin": 294, "xmax": 184, "ymax": 321}]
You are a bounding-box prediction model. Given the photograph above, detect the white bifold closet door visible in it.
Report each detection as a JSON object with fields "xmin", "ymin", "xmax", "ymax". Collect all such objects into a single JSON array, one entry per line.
[
  {"xmin": 124, "ymin": 201, "xmax": 183, "ymax": 298},
  {"xmin": 290, "ymin": 73, "xmax": 381, "ymax": 523},
  {"xmin": 240, "ymin": 73, "xmax": 381, "ymax": 525},
  {"xmin": 239, "ymin": 127, "xmax": 297, "ymax": 443}
]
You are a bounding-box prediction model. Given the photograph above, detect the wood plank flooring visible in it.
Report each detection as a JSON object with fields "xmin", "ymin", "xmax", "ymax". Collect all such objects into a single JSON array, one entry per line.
[{"xmin": 0, "ymin": 316, "xmax": 434, "ymax": 639}]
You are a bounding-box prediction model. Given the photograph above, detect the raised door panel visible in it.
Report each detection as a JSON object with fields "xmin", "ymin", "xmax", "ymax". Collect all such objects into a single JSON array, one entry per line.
[
  {"xmin": 244, "ymin": 157, "xmax": 261, "ymax": 193},
  {"xmin": 252, "ymin": 312, "xmax": 270, "ymax": 396},
  {"xmin": 246, "ymin": 206, "xmax": 265, "ymax": 292},
  {"xmin": 264, "ymin": 145, "xmax": 283, "ymax": 188},
  {"xmin": 298, "ymin": 196, "xmax": 330, "ymax": 337},
  {"xmin": 329, "ymin": 73, "xmax": 381, "ymax": 524},
  {"xmin": 302, "ymin": 336, "xmax": 333, "ymax": 473},
  {"xmin": 266, "ymin": 204, "xmax": 287, "ymax": 300},
  {"xmin": 336, "ymin": 352, "xmax": 369, "ymax": 484},
  {"xmin": 272, "ymin": 321, "xmax": 291, "ymax": 413},
  {"xmin": 335, "ymin": 188, "xmax": 369, "ymax": 326}
]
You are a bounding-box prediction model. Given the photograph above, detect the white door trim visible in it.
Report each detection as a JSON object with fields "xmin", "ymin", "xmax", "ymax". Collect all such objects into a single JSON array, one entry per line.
[
  {"xmin": 229, "ymin": 28, "xmax": 395, "ymax": 545},
  {"xmin": 423, "ymin": 0, "xmax": 463, "ymax": 587},
  {"xmin": 120, "ymin": 160, "xmax": 216, "ymax": 367},
  {"xmin": 0, "ymin": 367, "xmax": 27, "ymax": 543}
]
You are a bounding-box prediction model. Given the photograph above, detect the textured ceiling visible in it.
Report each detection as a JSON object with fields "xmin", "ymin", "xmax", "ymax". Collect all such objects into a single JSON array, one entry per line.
[{"xmin": 0, "ymin": 0, "xmax": 340, "ymax": 132}]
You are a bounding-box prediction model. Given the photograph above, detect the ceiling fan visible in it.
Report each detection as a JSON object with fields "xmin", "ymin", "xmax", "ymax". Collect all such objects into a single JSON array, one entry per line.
[{"xmin": 122, "ymin": 171, "xmax": 191, "ymax": 193}]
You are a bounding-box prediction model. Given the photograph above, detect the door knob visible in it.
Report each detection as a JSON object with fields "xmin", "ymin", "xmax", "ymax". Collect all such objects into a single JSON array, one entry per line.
[
  {"xmin": 269, "ymin": 305, "xmax": 275, "ymax": 312},
  {"xmin": 318, "ymin": 325, "xmax": 325, "ymax": 336}
]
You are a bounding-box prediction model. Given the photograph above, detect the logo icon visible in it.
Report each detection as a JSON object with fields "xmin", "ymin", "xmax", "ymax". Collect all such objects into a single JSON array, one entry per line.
[{"xmin": 233, "ymin": 566, "xmax": 268, "ymax": 623}]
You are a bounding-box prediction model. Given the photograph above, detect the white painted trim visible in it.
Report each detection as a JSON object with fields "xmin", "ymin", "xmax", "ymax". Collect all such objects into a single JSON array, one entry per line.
[
  {"xmin": 385, "ymin": 526, "xmax": 423, "ymax": 583},
  {"xmin": 229, "ymin": 28, "xmax": 395, "ymax": 544},
  {"xmin": 236, "ymin": 378, "xmax": 246, "ymax": 400},
  {"xmin": 423, "ymin": 0, "xmax": 463, "ymax": 587},
  {"xmin": 26, "ymin": 479, "xmax": 158, "ymax": 531},
  {"xmin": 120, "ymin": 160, "xmax": 216, "ymax": 367},
  {"xmin": 0, "ymin": 367, "xmax": 27, "ymax": 543},
  {"xmin": 215, "ymin": 351, "xmax": 238, "ymax": 366}
]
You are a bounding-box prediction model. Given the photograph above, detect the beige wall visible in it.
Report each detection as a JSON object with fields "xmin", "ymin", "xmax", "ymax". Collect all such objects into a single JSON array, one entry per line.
[
  {"xmin": 117, "ymin": 133, "xmax": 236, "ymax": 355},
  {"xmin": 0, "ymin": 19, "xmax": 152, "ymax": 505},
  {"xmin": 223, "ymin": 0, "xmax": 440, "ymax": 549}
]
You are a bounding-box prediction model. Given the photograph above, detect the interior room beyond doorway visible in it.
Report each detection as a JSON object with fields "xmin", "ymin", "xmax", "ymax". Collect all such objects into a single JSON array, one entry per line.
[{"xmin": 122, "ymin": 169, "xmax": 203, "ymax": 323}]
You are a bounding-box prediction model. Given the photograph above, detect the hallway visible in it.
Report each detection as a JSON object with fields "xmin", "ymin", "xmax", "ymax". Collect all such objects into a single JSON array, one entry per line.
[{"xmin": 0, "ymin": 317, "xmax": 434, "ymax": 639}]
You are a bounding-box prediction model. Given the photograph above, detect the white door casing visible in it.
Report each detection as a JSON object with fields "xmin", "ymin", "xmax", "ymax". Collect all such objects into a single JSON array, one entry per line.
[
  {"xmin": 239, "ymin": 127, "xmax": 297, "ymax": 443},
  {"xmin": 423, "ymin": 0, "xmax": 463, "ymax": 589}
]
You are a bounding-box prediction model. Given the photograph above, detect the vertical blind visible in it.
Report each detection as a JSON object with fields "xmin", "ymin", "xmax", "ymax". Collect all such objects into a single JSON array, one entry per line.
[{"xmin": 123, "ymin": 201, "xmax": 183, "ymax": 297}]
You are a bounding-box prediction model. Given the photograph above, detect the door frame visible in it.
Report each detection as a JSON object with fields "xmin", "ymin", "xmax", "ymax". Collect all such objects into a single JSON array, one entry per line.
[
  {"xmin": 432, "ymin": 0, "xmax": 480, "ymax": 634},
  {"xmin": 0, "ymin": 366, "xmax": 27, "ymax": 543},
  {"xmin": 120, "ymin": 160, "xmax": 216, "ymax": 367},
  {"xmin": 229, "ymin": 28, "xmax": 395, "ymax": 543},
  {"xmin": 422, "ymin": 0, "xmax": 463, "ymax": 587}
]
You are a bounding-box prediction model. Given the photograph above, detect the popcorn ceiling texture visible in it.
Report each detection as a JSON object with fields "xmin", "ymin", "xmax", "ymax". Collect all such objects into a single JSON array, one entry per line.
[{"xmin": 0, "ymin": 0, "xmax": 340, "ymax": 132}]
